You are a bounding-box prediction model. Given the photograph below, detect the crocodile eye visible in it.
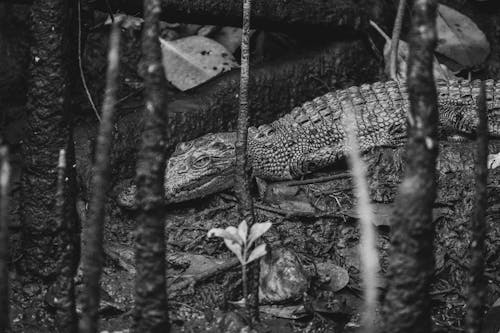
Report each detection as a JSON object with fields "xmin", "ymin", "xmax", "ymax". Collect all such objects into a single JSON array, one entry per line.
[
  {"xmin": 211, "ymin": 141, "xmax": 232, "ymax": 151},
  {"xmin": 174, "ymin": 141, "xmax": 193, "ymax": 155},
  {"xmin": 192, "ymin": 155, "xmax": 211, "ymax": 169}
]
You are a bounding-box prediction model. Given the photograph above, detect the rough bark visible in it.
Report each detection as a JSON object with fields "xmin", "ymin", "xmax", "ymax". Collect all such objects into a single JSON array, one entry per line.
[
  {"xmin": 132, "ymin": 0, "xmax": 169, "ymax": 331},
  {"xmin": 465, "ymin": 83, "xmax": 488, "ymax": 333},
  {"xmin": 0, "ymin": 147, "xmax": 10, "ymax": 333},
  {"xmin": 79, "ymin": 21, "xmax": 120, "ymax": 333},
  {"xmin": 382, "ymin": 0, "xmax": 438, "ymax": 332},
  {"xmin": 19, "ymin": 0, "xmax": 75, "ymax": 279},
  {"xmin": 93, "ymin": 0, "xmax": 383, "ymax": 34}
]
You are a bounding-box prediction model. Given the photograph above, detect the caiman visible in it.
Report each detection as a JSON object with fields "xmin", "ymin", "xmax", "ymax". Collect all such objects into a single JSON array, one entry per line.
[{"xmin": 117, "ymin": 79, "xmax": 500, "ymax": 207}]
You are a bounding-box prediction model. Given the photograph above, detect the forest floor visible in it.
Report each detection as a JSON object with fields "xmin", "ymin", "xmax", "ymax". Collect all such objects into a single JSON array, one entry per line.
[
  {"xmin": 5, "ymin": 16, "xmax": 500, "ymax": 332},
  {"xmin": 85, "ymin": 145, "xmax": 500, "ymax": 332}
]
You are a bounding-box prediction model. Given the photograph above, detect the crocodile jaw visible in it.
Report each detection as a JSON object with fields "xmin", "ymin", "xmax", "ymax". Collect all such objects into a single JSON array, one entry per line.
[{"xmin": 165, "ymin": 170, "xmax": 235, "ymax": 203}]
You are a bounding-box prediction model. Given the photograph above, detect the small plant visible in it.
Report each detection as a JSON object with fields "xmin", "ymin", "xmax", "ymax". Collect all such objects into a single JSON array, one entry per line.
[{"xmin": 208, "ymin": 220, "xmax": 272, "ymax": 304}]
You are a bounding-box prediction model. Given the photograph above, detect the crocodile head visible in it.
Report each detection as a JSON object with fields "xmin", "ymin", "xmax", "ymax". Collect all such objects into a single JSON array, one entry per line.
[
  {"xmin": 164, "ymin": 132, "xmax": 237, "ymax": 203},
  {"xmin": 116, "ymin": 132, "xmax": 237, "ymax": 208}
]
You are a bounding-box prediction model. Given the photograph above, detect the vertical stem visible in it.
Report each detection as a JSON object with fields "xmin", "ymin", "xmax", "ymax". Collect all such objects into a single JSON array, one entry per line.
[
  {"xmin": 79, "ymin": 21, "xmax": 120, "ymax": 333},
  {"xmin": 133, "ymin": 0, "xmax": 169, "ymax": 331},
  {"xmin": 0, "ymin": 146, "xmax": 10, "ymax": 333},
  {"xmin": 236, "ymin": 0, "xmax": 259, "ymax": 322},
  {"xmin": 53, "ymin": 148, "xmax": 78, "ymax": 332},
  {"xmin": 390, "ymin": 0, "xmax": 407, "ymax": 80},
  {"xmin": 343, "ymin": 103, "xmax": 379, "ymax": 330},
  {"xmin": 383, "ymin": 0, "xmax": 438, "ymax": 332}
]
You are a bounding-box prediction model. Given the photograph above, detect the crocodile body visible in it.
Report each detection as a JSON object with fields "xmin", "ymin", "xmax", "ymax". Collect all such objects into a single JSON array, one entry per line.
[{"xmin": 118, "ymin": 79, "xmax": 500, "ymax": 206}]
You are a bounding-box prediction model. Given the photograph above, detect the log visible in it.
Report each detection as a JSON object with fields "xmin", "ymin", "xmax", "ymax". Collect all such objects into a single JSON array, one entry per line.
[{"xmin": 93, "ymin": 0, "xmax": 387, "ymax": 34}]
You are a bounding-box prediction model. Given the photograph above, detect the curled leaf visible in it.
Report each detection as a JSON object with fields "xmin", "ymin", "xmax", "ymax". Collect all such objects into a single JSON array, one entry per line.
[
  {"xmin": 246, "ymin": 243, "xmax": 267, "ymax": 264},
  {"xmin": 248, "ymin": 221, "xmax": 272, "ymax": 247},
  {"xmin": 207, "ymin": 227, "xmax": 243, "ymax": 245}
]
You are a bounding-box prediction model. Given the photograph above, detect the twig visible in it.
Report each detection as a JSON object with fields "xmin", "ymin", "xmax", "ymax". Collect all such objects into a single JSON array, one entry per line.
[
  {"xmin": 279, "ymin": 172, "xmax": 351, "ymax": 187},
  {"xmin": 168, "ymin": 258, "xmax": 240, "ymax": 298},
  {"xmin": 390, "ymin": 0, "xmax": 407, "ymax": 80},
  {"xmin": 0, "ymin": 146, "xmax": 11, "ymax": 333},
  {"xmin": 78, "ymin": 0, "xmax": 101, "ymax": 122},
  {"xmin": 219, "ymin": 193, "xmax": 340, "ymax": 219},
  {"xmin": 53, "ymin": 149, "xmax": 78, "ymax": 331},
  {"xmin": 79, "ymin": 19, "xmax": 120, "ymax": 333},
  {"xmin": 343, "ymin": 94, "xmax": 378, "ymax": 331}
]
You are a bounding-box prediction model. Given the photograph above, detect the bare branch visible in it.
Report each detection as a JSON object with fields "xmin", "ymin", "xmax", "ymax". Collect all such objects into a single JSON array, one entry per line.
[
  {"xmin": 79, "ymin": 20, "xmax": 121, "ymax": 333},
  {"xmin": 0, "ymin": 146, "xmax": 11, "ymax": 333},
  {"xmin": 132, "ymin": 0, "xmax": 170, "ymax": 330},
  {"xmin": 383, "ymin": 0, "xmax": 439, "ymax": 332}
]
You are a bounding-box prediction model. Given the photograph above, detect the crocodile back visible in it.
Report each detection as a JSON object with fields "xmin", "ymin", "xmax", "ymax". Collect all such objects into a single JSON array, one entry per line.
[
  {"xmin": 248, "ymin": 79, "xmax": 500, "ymax": 180},
  {"xmin": 248, "ymin": 81, "xmax": 409, "ymax": 180}
]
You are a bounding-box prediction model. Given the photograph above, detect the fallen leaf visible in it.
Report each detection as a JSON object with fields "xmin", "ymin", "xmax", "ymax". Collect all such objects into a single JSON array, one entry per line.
[
  {"xmin": 370, "ymin": 20, "xmax": 457, "ymax": 81},
  {"xmin": 160, "ymin": 36, "xmax": 238, "ymax": 91},
  {"xmin": 316, "ymin": 261, "xmax": 350, "ymax": 292},
  {"xmin": 435, "ymin": 4, "xmax": 490, "ymax": 68}
]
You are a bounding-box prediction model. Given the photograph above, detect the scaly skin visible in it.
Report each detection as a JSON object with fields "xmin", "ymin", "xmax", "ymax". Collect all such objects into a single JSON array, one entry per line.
[{"xmin": 117, "ymin": 79, "xmax": 500, "ymax": 206}]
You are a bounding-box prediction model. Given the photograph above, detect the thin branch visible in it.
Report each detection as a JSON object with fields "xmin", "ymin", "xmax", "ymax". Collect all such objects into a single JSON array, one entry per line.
[
  {"xmin": 343, "ymin": 99, "xmax": 379, "ymax": 330},
  {"xmin": 465, "ymin": 82, "xmax": 488, "ymax": 333},
  {"xmin": 79, "ymin": 20, "xmax": 121, "ymax": 333},
  {"xmin": 383, "ymin": 0, "xmax": 439, "ymax": 332},
  {"xmin": 78, "ymin": 0, "xmax": 101, "ymax": 122},
  {"xmin": 390, "ymin": 0, "xmax": 407, "ymax": 80},
  {"xmin": 0, "ymin": 146, "xmax": 11, "ymax": 333},
  {"xmin": 235, "ymin": 0, "xmax": 259, "ymax": 323},
  {"xmin": 53, "ymin": 149, "xmax": 78, "ymax": 331}
]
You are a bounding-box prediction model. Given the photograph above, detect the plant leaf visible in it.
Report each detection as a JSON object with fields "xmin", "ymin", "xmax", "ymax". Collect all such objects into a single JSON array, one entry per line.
[
  {"xmin": 248, "ymin": 221, "xmax": 272, "ymax": 247},
  {"xmin": 435, "ymin": 4, "xmax": 490, "ymax": 68},
  {"xmin": 224, "ymin": 238, "xmax": 244, "ymax": 264},
  {"xmin": 246, "ymin": 243, "xmax": 267, "ymax": 264},
  {"xmin": 160, "ymin": 36, "xmax": 238, "ymax": 91},
  {"xmin": 207, "ymin": 227, "xmax": 242, "ymax": 245},
  {"xmin": 238, "ymin": 220, "xmax": 248, "ymax": 244}
]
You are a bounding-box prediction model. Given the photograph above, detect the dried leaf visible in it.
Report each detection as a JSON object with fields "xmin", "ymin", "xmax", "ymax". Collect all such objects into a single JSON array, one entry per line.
[
  {"xmin": 370, "ymin": 20, "xmax": 457, "ymax": 81},
  {"xmin": 247, "ymin": 243, "xmax": 267, "ymax": 264},
  {"xmin": 436, "ymin": 4, "xmax": 490, "ymax": 68},
  {"xmin": 316, "ymin": 261, "xmax": 350, "ymax": 292},
  {"xmin": 160, "ymin": 36, "xmax": 238, "ymax": 91}
]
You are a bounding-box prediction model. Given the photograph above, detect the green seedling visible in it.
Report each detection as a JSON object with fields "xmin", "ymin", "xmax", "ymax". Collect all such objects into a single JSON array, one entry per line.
[{"xmin": 208, "ymin": 220, "xmax": 272, "ymax": 304}]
